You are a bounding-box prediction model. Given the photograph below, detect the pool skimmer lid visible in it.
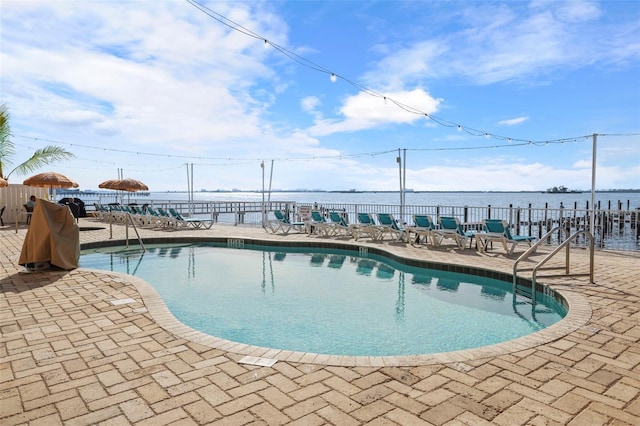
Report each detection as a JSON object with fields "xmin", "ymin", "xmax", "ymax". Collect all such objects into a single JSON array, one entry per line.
[
  {"xmin": 238, "ymin": 356, "xmax": 278, "ymax": 367},
  {"xmin": 110, "ymin": 298, "xmax": 136, "ymax": 305}
]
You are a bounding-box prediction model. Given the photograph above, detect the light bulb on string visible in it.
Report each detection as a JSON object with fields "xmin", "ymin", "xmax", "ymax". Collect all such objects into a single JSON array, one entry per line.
[
  {"xmin": 457, "ymin": 125, "xmax": 462, "ymax": 132},
  {"xmin": 484, "ymin": 133, "xmax": 490, "ymax": 139},
  {"xmin": 263, "ymin": 39, "xmax": 269, "ymax": 48},
  {"xmin": 330, "ymin": 73, "xmax": 337, "ymax": 83}
]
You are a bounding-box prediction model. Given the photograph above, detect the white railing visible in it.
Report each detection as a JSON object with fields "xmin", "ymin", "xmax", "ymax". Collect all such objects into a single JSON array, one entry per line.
[{"xmin": 85, "ymin": 198, "xmax": 639, "ymax": 252}]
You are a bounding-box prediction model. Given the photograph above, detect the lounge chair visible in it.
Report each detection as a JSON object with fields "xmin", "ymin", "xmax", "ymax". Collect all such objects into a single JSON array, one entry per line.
[
  {"xmin": 350, "ymin": 213, "xmax": 382, "ymax": 240},
  {"xmin": 477, "ymin": 219, "xmax": 536, "ymax": 254},
  {"xmin": 267, "ymin": 210, "xmax": 306, "ymax": 235},
  {"xmin": 93, "ymin": 204, "xmax": 109, "ymax": 221},
  {"xmin": 328, "ymin": 211, "xmax": 351, "ymax": 237},
  {"xmin": 144, "ymin": 206, "xmax": 170, "ymax": 227},
  {"xmin": 376, "ymin": 213, "xmax": 405, "ymax": 241},
  {"xmin": 309, "ymin": 211, "xmax": 331, "ymax": 236},
  {"xmin": 157, "ymin": 208, "xmax": 177, "ymax": 227},
  {"xmin": 168, "ymin": 208, "xmax": 214, "ymax": 229},
  {"xmin": 406, "ymin": 215, "xmax": 436, "ymax": 245},
  {"xmin": 433, "ymin": 216, "xmax": 475, "ymax": 249}
]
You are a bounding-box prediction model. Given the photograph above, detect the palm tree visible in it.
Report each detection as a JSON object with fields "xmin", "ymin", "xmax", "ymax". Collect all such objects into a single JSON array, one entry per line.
[{"xmin": 0, "ymin": 104, "xmax": 75, "ymax": 181}]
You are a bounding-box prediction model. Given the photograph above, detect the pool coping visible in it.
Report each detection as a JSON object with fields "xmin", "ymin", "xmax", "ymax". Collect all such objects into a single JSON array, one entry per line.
[{"xmin": 81, "ymin": 237, "xmax": 593, "ymax": 367}]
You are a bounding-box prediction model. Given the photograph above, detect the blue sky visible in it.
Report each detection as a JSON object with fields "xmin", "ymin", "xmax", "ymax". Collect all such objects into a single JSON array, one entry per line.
[{"xmin": 2, "ymin": 0, "xmax": 639, "ymax": 191}]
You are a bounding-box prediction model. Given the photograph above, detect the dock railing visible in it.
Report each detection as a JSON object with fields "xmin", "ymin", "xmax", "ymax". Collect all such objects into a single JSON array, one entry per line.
[{"xmin": 88, "ymin": 198, "xmax": 639, "ymax": 252}]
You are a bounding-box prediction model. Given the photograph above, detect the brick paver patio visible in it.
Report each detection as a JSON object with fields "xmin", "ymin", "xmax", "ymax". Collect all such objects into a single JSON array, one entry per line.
[{"xmin": 1, "ymin": 217, "xmax": 639, "ymax": 425}]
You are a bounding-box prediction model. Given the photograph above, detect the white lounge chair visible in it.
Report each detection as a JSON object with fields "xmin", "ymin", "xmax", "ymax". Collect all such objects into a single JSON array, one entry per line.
[
  {"xmin": 350, "ymin": 212, "xmax": 383, "ymax": 240},
  {"xmin": 328, "ymin": 211, "xmax": 351, "ymax": 237},
  {"xmin": 267, "ymin": 210, "xmax": 306, "ymax": 235},
  {"xmin": 406, "ymin": 214, "xmax": 436, "ymax": 245},
  {"xmin": 433, "ymin": 216, "xmax": 475, "ymax": 249},
  {"xmin": 477, "ymin": 219, "xmax": 536, "ymax": 254},
  {"xmin": 309, "ymin": 211, "xmax": 331, "ymax": 236},
  {"xmin": 376, "ymin": 213, "xmax": 405, "ymax": 241}
]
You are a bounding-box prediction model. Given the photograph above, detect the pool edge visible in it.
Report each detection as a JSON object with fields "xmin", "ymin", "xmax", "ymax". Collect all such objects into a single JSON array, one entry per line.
[{"xmin": 80, "ymin": 238, "xmax": 592, "ymax": 367}]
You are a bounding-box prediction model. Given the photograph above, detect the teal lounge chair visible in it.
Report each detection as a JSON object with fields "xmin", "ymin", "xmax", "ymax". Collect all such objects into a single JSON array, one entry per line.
[
  {"xmin": 168, "ymin": 208, "xmax": 214, "ymax": 229},
  {"xmin": 478, "ymin": 219, "xmax": 536, "ymax": 254},
  {"xmin": 328, "ymin": 211, "xmax": 351, "ymax": 237},
  {"xmin": 433, "ymin": 216, "xmax": 475, "ymax": 249},
  {"xmin": 376, "ymin": 213, "xmax": 405, "ymax": 241},
  {"xmin": 156, "ymin": 208, "xmax": 177, "ymax": 227},
  {"xmin": 406, "ymin": 214, "xmax": 436, "ymax": 245},
  {"xmin": 309, "ymin": 210, "xmax": 331, "ymax": 236},
  {"xmin": 351, "ymin": 212, "xmax": 382, "ymax": 240},
  {"xmin": 267, "ymin": 210, "xmax": 306, "ymax": 235},
  {"xmin": 145, "ymin": 206, "xmax": 170, "ymax": 227}
]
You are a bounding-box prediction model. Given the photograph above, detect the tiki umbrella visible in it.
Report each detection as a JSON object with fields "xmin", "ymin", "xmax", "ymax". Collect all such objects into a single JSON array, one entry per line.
[
  {"xmin": 0, "ymin": 177, "xmax": 7, "ymax": 188},
  {"xmin": 109, "ymin": 178, "xmax": 148, "ymax": 192},
  {"xmin": 98, "ymin": 177, "xmax": 148, "ymax": 205},
  {"xmin": 98, "ymin": 179, "xmax": 121, "ymax": 190},
  {"xmin": 98, "ymin": 178, "xmax": 148, "ymax": 192},
  {"xmin": 23, "ymin": 172, "xmax": 79, "ymax": 201},
  {"xmin": 23, "ymin": 171, "xmax": 78, "ymax": 189}
]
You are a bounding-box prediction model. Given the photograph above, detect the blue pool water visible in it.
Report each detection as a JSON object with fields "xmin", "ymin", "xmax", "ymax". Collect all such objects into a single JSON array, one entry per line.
[{"xmin": 81, "ymin": 243, "xmax": 567, "ymax": 356}]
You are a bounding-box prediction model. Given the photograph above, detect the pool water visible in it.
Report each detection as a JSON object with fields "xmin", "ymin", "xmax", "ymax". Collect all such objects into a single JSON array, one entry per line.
[{"xmin": 81, "ymin": 243, "xmax": 567, "ymax": 356}]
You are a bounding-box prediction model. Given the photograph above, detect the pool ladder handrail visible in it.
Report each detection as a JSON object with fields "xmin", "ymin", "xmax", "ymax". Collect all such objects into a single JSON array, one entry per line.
[
  {"xmin": 513, "ymin": 227, "xmax": 593, "ymax": 304},
  {"xmin": 124, "ymin": 212, "xmax": 145, "ymax": 252}
]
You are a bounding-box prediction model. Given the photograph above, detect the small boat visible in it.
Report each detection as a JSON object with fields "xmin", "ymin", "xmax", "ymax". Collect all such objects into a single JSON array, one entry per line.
[{"xmin": 544, "ymin": 186, "xmax": 582, "ymax": 194}]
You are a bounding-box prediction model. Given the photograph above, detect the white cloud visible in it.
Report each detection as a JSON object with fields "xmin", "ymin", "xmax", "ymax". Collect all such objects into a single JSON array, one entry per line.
[
  {"xmin": 363, "ymin": 1, "xmax": 633, "ymax": 87},
  {"xmin": 498, "ymin": 116, "xmax": 529, "ymax": 126},
  {"xmin": 1, "ymin": 1, "xmax": 638, "ymax": 192},
  {"xmin": 306, "ymin": 88, "xmax": 441, "ymax": 137}
]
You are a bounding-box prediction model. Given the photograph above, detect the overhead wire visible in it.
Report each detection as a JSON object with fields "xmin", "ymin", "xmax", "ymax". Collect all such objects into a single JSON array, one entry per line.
[
  {"xmin": 11, "ymin": 1, "xmax": 640, "ymax": 167},
  {"xmin": 184, "ymin": 0, "xmax": 640, "ymax": 146}
]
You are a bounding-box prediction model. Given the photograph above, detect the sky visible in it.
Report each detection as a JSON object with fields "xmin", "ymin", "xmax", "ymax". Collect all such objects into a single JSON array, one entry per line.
[{"xmin": 1, "ymin": 0, "xmax": 639, "ymax": 192}]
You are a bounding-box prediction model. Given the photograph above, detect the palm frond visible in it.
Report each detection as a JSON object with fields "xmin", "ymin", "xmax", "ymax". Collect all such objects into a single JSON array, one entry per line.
[
  {"xmin": 0, "ymin": 104, "xmax": 14, "ymax": 179},
  {"xmin": 10, "ymin": 145, "xmax": 76, "ymax": 178}
]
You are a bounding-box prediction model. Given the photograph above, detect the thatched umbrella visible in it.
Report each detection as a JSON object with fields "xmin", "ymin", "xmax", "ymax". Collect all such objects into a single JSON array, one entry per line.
[
  {"xmin": 23, "ymin": 171, "xmax": 78, "ymax": 189},
  {"xmin": 23, "ymin": 171, "xmax": 79, "ymax": 201},
  {"xmin": 98, "ymin": 179, "xmax": 121, "ymax": 190},
  {"xmin": 98, "ymin": 177, "xmax": 148, "ymax": 205},
  {"xmin": 99, "ymin": 178, "xmax": 148, "ymax": 192},
  {"xmin": 109, "ymin": 178, "xmax": 148, "ymax": 192}
]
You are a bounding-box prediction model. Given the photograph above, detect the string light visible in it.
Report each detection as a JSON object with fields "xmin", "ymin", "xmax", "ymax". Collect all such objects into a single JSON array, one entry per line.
[
  {"xmin": 16, "ymin": 134, "xmax": 621, "ymax": 166},
  {"xmin": 186, "ymin": 0, "xmax": 640, "ymax": 148}
]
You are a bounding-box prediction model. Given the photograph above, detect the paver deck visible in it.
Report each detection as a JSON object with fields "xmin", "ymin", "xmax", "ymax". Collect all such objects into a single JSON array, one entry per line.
[{"xmin": 1, "ymin": 217, "xmax": 639, "ymax": 425}]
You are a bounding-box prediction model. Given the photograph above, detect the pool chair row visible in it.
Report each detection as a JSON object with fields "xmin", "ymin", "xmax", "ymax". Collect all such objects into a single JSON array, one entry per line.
[
  {"xmin": 405, "ymin": 214, "xmax": 536, "ymax": 253},
  {"xmin": 267, "ymin": 210, "xmax": 408, "ymax": 242},
  {"xmin": 266, "ymin": 210, "xmax": 353, "ymax": 237},
  {"xmin": 349, "ymin": 212, "xmax": 406, "ymax": 242},
  {"xmin": 93, "ymin": 204, "xmax": 214, "ymax": 229}
]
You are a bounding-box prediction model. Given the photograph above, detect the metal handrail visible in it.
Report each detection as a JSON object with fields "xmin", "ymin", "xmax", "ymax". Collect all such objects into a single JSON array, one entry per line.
[
  {"xmin": 124, "ymin": 213, "xmax": 145, "ymax": 252},
  {"xmin": 530, "ymin": 230, "xmax": 594, "ymax": 303},
  {"xmin": 514, "ymin": 226, "xmax": 570, "ymax": 276},
  {"xmin": 513, "ymin": 226, "xmax": 570, "ymax": 300},
  {"xmin": 514, "ymin": 228, "xmax": 594, "ymax": 304}
]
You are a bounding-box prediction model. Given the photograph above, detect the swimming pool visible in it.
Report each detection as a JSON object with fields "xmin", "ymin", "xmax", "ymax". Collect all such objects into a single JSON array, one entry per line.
[{"xmin": 81, "ymin": 242, "xmax": 567, "ymax": 357}]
